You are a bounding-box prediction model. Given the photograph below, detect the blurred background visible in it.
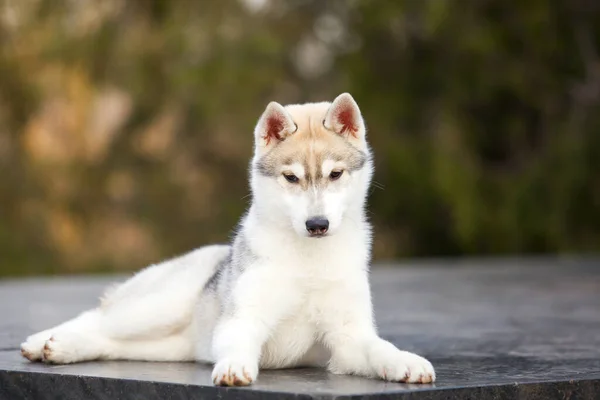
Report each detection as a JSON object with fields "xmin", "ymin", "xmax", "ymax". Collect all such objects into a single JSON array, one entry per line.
[{"xmin": 0, "ymin": 0, "xmax": 599, "ymax": 277}]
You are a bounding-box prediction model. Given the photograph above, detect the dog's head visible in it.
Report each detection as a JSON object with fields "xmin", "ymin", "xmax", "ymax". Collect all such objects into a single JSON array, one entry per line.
[{"xmin": 250, "ymin": 93, "xmax": 373, "ymax": 238}]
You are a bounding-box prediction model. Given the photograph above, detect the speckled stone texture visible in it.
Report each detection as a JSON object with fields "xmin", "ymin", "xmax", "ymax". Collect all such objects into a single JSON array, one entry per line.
[{"xmin": 1, "ymin": 258, "xmax": 599, "ymax": 399}]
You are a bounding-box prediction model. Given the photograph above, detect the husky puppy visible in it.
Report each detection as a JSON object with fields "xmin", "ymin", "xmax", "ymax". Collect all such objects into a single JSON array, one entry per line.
[{"xmin": 21, "ymin": 93, "xmax": 435, "ymax": 386}]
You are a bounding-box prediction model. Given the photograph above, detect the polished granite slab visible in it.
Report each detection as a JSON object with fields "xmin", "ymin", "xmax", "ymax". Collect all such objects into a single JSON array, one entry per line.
[{"xmin": 1, "ymin": 258, "xmax": 599, "ymax": 399}]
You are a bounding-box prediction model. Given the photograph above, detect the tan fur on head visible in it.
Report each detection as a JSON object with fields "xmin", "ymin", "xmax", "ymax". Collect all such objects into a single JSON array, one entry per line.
[
  {"xmin": 250, "ymin": 93, "xmax": 373, "ymax": 237},
  {"xmin": 254, "ymin": 94, "xmax": 368, "ymax": 186}
]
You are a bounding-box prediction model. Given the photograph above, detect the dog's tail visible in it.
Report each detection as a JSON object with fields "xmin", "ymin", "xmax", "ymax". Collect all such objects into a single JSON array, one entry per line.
[{"xmin": 98, "ymin": 244, "xmax": 230, "ymax": 340}]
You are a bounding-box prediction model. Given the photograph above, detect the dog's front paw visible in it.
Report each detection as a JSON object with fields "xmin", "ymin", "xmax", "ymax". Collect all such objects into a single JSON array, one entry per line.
[
  {"xmin": 211, "ymin": 357, "xmax": 258, "ymax": 386},
  {"xmin": 370, "ymin": 343, "xmax": 435, "ymax": 383}
]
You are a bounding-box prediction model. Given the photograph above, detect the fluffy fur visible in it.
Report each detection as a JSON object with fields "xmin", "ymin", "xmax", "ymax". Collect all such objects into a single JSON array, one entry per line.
[{"xmin": 21, "ymin": 93, "xmax": 436, "ymax": 386}]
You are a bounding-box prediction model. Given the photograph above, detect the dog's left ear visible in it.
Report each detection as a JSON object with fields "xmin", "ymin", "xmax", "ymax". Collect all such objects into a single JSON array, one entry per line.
[{"xmin": 324, "ymin": 93, "xmax": 366, "ymax": 141}]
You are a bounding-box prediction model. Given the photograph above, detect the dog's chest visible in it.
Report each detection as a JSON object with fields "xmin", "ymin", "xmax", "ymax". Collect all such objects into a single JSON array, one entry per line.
[{"xmin": 260, "ymin": 298, "xmax": 321, "ymax": 368}]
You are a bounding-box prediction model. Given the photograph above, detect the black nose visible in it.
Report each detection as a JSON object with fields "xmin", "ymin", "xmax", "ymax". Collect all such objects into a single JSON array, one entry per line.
[{"xmin": 306, "ymin": 217, "xmax": 329, "ymax": 236}]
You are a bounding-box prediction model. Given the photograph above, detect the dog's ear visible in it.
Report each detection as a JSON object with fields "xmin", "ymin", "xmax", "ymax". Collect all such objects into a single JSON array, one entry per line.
[
  {"xmin": 254, "ymin": 102, "xmax": 297, "ymax": 151},
  {"xmin": 323, "ymin": 93, "xmax": 365, "ymax": 141}
]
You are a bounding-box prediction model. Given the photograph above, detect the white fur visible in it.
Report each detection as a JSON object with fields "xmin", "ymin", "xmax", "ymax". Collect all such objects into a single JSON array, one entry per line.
[{"xmin": 21, "ymin": 93, "xmax": 435, "ymax": 386}]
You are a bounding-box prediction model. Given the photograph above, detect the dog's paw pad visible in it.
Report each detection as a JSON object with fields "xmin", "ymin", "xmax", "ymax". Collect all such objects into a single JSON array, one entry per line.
[{"xmin": 211, "ymin": 359, "xmax": 258, "ymax": 386}]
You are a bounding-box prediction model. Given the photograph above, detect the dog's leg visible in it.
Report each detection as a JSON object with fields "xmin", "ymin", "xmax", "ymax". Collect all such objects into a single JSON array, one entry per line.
[
  {"xmin": 22, "ymin": 308, "xmax": 112, "ymax": 364},
  {"xmin": 325, "ymin": 326, "xmax": 436, "ymax": 384},
  {"xmin": 210, "ymin": 267, "xmax": 299, "ymax": 387},
  {"xmin": 20, "ymin": 295, "xmax": 179, "ymax": 364},
  {"xmin": 21, "ymin": 289, "xmax": 198, "ymax": 364},
  {"xmin": 320, "ymin": 277, "xmax": 436, "ymax": 384},
  {"xmin": 42, "ymin": 330, "xmax": 195, "ymax": 364},
  {"xmin": 21, "ymin": 245, "xmax": 230, "ymax": 364},
  {"xmin": 22, "ymin": 307, "xmax": 196, "ymax": 364},
  {"xmin": 21, "ymin": 309, "xmax": 99, "ymax": 362}
]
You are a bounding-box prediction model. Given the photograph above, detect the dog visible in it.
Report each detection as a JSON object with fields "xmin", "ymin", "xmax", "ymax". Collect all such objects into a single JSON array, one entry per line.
[{"xmin": 20, "ymin": 93, "xmax": 436, "ymax": 386}]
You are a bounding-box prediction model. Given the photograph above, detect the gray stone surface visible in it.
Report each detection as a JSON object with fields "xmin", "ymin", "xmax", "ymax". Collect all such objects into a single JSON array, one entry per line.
[{"xmin": 1, "ymin": 258, "xmax": 599, "ymax": 399}]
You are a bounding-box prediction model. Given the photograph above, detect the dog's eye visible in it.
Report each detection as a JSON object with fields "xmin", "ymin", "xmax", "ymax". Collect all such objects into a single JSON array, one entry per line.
[
  {"xmin": 283, "ymin": 174, "xmax": 299, "ymax": 183},
  {"xmin": 329, "ymin": 170, "xmax": 343, "ymax": 180}
]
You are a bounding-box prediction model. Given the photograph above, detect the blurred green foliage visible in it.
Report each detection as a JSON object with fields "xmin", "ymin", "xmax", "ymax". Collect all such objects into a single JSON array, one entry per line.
[{"xmin": 0, "ymin": 0, "xmax": 599, "ymax": 276}]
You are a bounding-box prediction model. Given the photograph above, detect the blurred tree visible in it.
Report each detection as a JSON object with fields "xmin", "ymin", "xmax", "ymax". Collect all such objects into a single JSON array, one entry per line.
[{"xmin": 0, "ymin": 0, "xmax": 598, "ymax": 275}]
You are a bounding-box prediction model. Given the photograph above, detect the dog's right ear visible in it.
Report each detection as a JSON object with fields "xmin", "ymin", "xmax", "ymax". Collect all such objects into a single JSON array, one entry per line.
[{"xmin": 254, "ymin": 102, "xmax": 297, "ymax": 153}]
